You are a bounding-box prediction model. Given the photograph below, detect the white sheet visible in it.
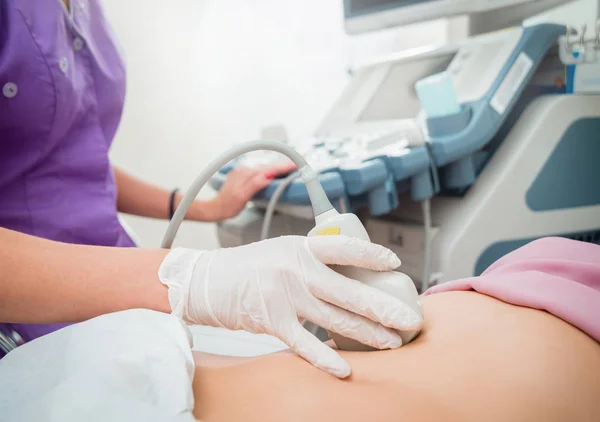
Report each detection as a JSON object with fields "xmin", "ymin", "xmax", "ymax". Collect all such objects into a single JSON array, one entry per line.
[
  {"xmin": 189, "ymin": 325, "xmax": 288, "ymax": 357},
  {"xmin": 0, "ymin": 310, "xmax": 196, "ymax": 422}
]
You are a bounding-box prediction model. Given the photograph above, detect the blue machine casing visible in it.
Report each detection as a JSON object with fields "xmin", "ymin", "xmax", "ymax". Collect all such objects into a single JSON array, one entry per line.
[{"xmin": 427, "ymin": 24, "xmax": 566, "ymax": 189}]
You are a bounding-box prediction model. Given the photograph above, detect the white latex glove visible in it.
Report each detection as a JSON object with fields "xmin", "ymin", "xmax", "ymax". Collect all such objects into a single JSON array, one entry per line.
[{"xmin": 158, "ymin": 235, "xmax": 422, "ymax": 378}]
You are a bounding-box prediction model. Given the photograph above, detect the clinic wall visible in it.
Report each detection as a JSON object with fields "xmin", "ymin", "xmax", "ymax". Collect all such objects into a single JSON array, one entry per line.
[{"xmin": 104, "ymin": 0, "xmax": 447, "ymax": 249}]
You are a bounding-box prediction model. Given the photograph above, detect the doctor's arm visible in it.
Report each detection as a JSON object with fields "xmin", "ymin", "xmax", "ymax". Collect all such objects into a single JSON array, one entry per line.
[
  {"xmin": 0, "ymin": 227, "xmax": 171, "ymax": 324},
  {"xmin": 112, "ymin": 162, "xmax": 295, "ymax": 222},
  {"xmin": 0, "ymin": 226, "xmax": 419, "ymax": 378}
]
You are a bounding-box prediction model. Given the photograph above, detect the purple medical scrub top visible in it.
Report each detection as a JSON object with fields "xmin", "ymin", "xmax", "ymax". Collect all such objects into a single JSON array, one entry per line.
[{"xmin": 0, "ymin": 0, "xmax": 136, "ymax": 344}]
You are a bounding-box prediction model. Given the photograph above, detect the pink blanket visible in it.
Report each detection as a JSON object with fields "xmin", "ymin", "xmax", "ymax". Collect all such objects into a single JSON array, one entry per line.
[{"xmin": 424, "ymin": 237, "xmax": 600, "ymax": 342}]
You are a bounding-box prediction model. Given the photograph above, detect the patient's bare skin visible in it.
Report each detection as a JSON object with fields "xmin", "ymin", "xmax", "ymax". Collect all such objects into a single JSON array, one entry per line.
[{"xmin": 192, "ymin": 291, "xmax": 600, "ymax": 422}]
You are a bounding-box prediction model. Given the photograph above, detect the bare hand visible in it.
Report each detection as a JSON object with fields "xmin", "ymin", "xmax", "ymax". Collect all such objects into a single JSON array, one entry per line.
[{"xmin": 210, "ymin": 161, "xmax": 296, "ymax": 220}]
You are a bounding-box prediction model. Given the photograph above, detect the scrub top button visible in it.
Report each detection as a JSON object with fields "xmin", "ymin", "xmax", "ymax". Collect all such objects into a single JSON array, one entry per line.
[
  {"xmin": 59, "ymin": 57, "xmax": 69, "ymax": 73},
  {"xmin": 2, "ymin": 82, "xmax": 18, "ymax": 98},
  {"xmin": 73, "ymin": 37, "xmax": 84, "ymax": 51}
]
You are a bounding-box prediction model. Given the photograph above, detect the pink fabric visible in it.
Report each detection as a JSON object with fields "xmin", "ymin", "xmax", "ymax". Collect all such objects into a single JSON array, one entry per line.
[{"xmin": 424, "ymin": 237, "xmax": 600, "ymax": 342}]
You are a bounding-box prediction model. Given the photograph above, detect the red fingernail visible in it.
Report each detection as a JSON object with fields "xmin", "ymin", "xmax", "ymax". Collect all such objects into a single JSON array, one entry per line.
[{"xmin": 265, "ymin": 172, "xmax": 275, "ymax": 179}]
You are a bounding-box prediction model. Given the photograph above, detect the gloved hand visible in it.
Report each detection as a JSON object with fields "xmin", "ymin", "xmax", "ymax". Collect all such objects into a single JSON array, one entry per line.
[{"xmin": 158, "ymin": 235, "xmax": 422, "ymax": 378}]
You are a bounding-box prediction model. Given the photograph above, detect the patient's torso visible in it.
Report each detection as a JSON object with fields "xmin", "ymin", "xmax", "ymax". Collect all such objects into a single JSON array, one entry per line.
[{"xmin": 193, "ymin": 292, "xmax": 600, "ymax": 422}]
